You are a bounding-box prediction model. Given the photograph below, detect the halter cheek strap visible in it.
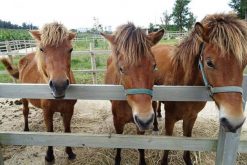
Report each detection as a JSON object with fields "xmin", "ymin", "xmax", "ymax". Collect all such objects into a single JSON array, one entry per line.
[
  {"xmin": 198, "ymin": 43, "xmax": 243, "ymax": 97},
  {"xmin": 125, "ymin": 88, "xmax": 153, "ymax": 97}
]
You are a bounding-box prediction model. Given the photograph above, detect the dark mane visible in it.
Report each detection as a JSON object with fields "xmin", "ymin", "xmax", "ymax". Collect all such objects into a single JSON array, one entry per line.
[
  {"xmin": 172, "ymin": 13, "xmax": 247, "ymax": 82},
  {"xmin": 113, "ymin": 23, "xmax": 153, "ymax": 65}
]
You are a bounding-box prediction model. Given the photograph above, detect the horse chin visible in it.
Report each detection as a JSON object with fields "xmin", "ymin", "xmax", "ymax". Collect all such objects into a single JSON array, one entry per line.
[
  {"xmin": 51, "ymin": 91, "xmax": 66, "ymax": 99},
  {"xmin": 134, "ymin": 121, "xmax": 153, "ymax": 132}
]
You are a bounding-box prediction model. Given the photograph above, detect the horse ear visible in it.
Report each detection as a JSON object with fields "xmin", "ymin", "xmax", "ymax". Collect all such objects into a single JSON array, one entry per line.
[
  {"xmin": 29, "ymin": 30, "xmax": 41, "ymax": 41},
  {"xmin": 147, "ymin": 29, "xmax": 165, "ymax": 45},
  {"xmin": 68, "ymin": 32, "xmax": 76, "ymax": 40},
  {"xmin": 100, "ymin": 32, "xmax": 115, "ymax": 45},
  {"xmin": 194, "ymin": 22, "xmax": 206, "ymax": 41}
]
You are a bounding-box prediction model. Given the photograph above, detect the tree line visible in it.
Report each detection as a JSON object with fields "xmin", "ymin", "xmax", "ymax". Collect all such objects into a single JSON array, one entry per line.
[
  {"xmin": 0, "ymin": 20, "xmax": 38, "ymax": 29},
  {"xmin": 149, "ymin": 0, "xmax": 246, "ymax": 33}
]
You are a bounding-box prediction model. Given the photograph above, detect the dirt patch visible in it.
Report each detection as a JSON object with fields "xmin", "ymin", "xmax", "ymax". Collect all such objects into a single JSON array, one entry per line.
[{"xmin": 1, "ymin": 99, "xmax": 247, "ymax": 165}]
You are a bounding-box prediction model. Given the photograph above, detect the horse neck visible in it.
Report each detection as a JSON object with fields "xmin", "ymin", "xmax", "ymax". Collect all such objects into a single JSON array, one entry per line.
[
  {"xmin": 164, "ymin": 52, "xmax": 203, "ymax": 86},
  {"xmin": 170, "ymin": 56, "xmax": 203, "ymax": 86}
]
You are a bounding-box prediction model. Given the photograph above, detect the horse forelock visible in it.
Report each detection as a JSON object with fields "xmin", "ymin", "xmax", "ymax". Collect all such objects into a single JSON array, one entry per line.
[
  {"xmin": 113, "ymin": 23, "xmax": 153, "ymax": 66},
  {"xmin": 173, "ymin": 13, "xmax": 247, "ymax": 83},
  {"xmin": 35, "ymin": 52, "xmax": 49, "ymax": 82},
  {"xmin": 202, "ymin": 13, "xmax": 247, "ymax": 64},
  {"xmin": 40, "ymin": 22, "xmax": 69, "ymax": 47}
]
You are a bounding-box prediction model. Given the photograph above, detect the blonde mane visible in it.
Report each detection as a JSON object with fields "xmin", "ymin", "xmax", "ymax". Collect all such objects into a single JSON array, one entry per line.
[
  {"xmin": 113, "ymin": 22, "xmax": 153, "ymax": 65},
  {"xmin": 40, "ymin": 22, "xmax": 69, "ymax": 47},
  {"xmin": 173, "ymin": 13, "xmax": 247, "ymax": 82}
]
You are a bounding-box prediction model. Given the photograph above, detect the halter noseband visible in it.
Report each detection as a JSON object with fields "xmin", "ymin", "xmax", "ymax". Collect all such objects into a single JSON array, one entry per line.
[
  {"xmin": 198, "ymin": 42, "xmax": 243, "ymax": 97},
  {"xmin": 125, "ymin": 88, "xmax": 153, "ymax": 97}
]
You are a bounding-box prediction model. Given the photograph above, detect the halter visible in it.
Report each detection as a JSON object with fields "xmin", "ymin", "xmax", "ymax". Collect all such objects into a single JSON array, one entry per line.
[
  {"xmin": 198, "ymin": 42, "xmax": 243, "ymax": 97},
  {"xmin": 125, "ymin": 88, "xmax": 153, "ymax": 97}
]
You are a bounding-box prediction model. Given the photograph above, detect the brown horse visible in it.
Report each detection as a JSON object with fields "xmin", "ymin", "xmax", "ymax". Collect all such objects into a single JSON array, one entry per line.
[
  {"xmin": 152, "ymin": 13, "xmax": 247, "ymax": 165},
  {"xmin": 102, "ymin": 23, "xmax": 164, "ymax": 165},
  {"xmin": 1, "ymin": 22, "xmax": 77, "ymax": 162}
]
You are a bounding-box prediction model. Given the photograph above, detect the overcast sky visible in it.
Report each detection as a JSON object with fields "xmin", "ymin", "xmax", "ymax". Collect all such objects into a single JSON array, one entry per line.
[{"xmin": 0, "ymin": 0, "xmax": 232, "ymax": 29}]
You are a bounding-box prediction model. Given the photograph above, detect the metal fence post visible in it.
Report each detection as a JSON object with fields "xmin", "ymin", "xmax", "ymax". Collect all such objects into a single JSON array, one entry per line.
[
  {"xmin": 215, "ymin": 76, "xmax": 247, "ymax": 164},
  {"xmin": 90, "ymin": 43, "xmax": 97, "ymax": 84}
]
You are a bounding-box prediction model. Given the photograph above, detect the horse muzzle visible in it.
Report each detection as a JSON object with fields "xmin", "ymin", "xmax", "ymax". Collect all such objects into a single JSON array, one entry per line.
[
  {"xmin": 49, "ymin": 79, "xmax": 69, "ymax": 98},
  {"xmin": 133, "ymin": 113, "xmax": 154, "ymax": 131},
  {"xmin": 220, "ymin": 116, "xmax": 246, "ymax": 133}
]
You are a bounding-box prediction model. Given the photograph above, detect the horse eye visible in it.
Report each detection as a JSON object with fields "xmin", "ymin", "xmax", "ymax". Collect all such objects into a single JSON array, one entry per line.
[
  {"xmin": 119, "ymin": 67, "xmax": 124, "ymax": 74},
  {"xmin": 153, "ymin": 64, "xmax": 158, "ymax": 71},
  {"xmin": 69, "ymin": 48, "xmax": 73, "ymax": 53},
  {"xmin": 39, "ymin": 48, "xmax": 44, "ymax": 52},
  {"xmin": 206, "ymin": 59, "xmax": 214, "ymax": 68}
]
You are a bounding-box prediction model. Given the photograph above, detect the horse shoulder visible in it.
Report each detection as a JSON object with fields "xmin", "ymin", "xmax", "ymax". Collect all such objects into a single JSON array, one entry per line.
[
  {"xmin": 152, "ymin": 44, "xmax": 175, "ymax": 85},
  {"xmin": 19, "ymin": 52, "xmax": 41, "ymax": 83}
]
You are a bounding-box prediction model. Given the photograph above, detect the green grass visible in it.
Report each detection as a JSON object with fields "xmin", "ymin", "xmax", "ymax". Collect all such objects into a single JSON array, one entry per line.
[
  {"xmin": 73, "ymin": 39, "xmax": 109, "ymax": 51},
  {"xmin": 159, "ymin": 39, "xmax": 178, "ymax": 45},
  {"xmin": 0, "ymin": 55, "xmax": 109, "ymax": 84}
]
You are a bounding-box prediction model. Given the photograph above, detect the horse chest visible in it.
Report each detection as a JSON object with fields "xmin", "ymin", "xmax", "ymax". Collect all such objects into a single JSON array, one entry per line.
[{"xmin": 30, "ymin": 99, "xmax": 76, "ymax": 113}]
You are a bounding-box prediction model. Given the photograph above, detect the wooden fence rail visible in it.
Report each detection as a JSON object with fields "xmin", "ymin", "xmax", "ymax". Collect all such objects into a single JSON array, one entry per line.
[{"xmin": 0, "ymin": 75, "xmax": 247, "ymax": 164}]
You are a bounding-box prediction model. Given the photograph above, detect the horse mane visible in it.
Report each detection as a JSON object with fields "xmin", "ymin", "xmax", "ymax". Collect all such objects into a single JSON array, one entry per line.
[
  {"xmin": 40, "ymin": 22, "xmax": 69, "ymax": 47},
  {"xmin": 173, "ymin": 13, "xmax": 247, "ymax": 83},
  {"xmin": 113, "ymin": 22, "xmax": 153, "ymax": 65}
]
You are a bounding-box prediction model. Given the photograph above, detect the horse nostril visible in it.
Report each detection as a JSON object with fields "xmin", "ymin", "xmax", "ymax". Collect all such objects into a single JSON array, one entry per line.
[
  {"xmin": 134, "ymin": 115, "xmax": 138, "ymax": 123},
  {"xmin": 49, "ymin": 80, "xmax": 53, "ymax": 88},
  {"xmin": 134, "ymin": 114, "xmax": 154, "ymax": 129},
  {"xmin": 66, "ymin": 79, "xmax": 70, "ymax": 86},
  {"xmin": 220, "ymin": 117, "xmax": 227, "ymax": 124}
]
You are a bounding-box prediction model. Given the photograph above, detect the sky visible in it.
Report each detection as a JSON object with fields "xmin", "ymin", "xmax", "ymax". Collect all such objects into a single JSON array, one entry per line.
[{"xmin": 0, "ymin": 0, "xmax": 233, "ymax": 30}]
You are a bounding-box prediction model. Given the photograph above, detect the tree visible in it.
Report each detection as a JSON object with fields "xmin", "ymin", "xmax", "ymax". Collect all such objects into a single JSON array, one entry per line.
[
  {"xmin": 186, "ymin": 12, "xmax": 196, "ymax": 30},
  {"xmin": 229, "ymin": 0, "xmax": 247, "ymax": 20},
  {"xmin": 148, "ymin": 23, "xmax": 155, "ymax": 32},
  {"xmin": 171, "ymin": 0, "xmax": 195, "ymax": 32},
  {"xmin": 22, "ymin": 23, "xmax": 27, "ymax": 29},
  {"xmin": 160, "ymin": 10, "xmax": 171, "ymax": 30}
]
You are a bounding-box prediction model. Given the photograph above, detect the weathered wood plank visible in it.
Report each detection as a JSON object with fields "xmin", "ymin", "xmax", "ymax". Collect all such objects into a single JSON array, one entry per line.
[
  {"xmin": 0, "ymin": 132, "xmax": 217, "ymax": 151},
  {"xmin": 0, "ymin": 50, "xmax": 111, "ymax": 56},
  {"xmin": 1, "ymin": 132, "xmax": 246, "ymax": 153},
  {"xmin": 0, "ymin": 146, "xmax": 3, "ymax": 165},
  {"xmin": 0, "ymin": 69, "xmax": 106, "ymax": 75},
  {"xmin": 238, "ymin": 138, "xmax": 247, "ymax": 153},
  {"xmin": 1, "ymin": 76, "xmax": 246, "ymax": 101},
  {"xmin": 0, "ymin": 83, "xmax": 213, "ymax": 101},
  {"xmin": 72, "ymin": 69, "xmax": 105, "ymax": 73},
  {"xmin": 90, "ymin": 43, "xmax": 97, "ymax": 84}
]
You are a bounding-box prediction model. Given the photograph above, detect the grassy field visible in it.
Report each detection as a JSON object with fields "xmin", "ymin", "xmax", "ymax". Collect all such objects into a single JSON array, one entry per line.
[
  {"xmin": 159, "ymin": 39, "xmax": 178, "ymax": 45},
  {"xmin": 0, "ymin": 54, "xmax": 109, "ymax": 84},
  {"xmin": 0, "ymin": 38, "xmax": 177, "ymax": 83}
]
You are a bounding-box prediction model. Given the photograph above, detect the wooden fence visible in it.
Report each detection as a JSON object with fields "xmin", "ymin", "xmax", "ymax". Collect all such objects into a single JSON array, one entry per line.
[{"xmin": 0, "ymin": 76, "xmax": 247, "ymax": 164}]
